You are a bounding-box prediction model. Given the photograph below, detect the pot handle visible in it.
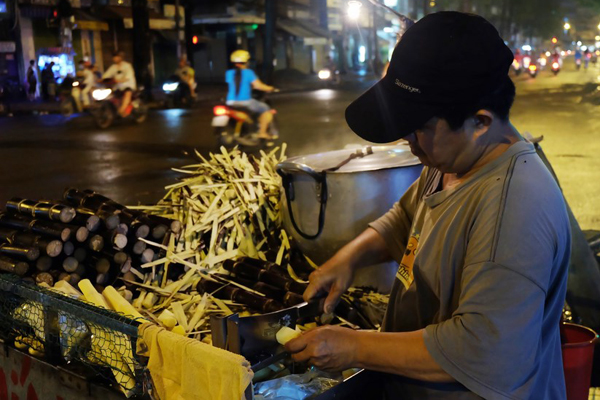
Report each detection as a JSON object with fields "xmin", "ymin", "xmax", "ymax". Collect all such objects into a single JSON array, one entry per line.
[{"xmin": 276, "ymin": 162, "xmax": 327, "ymax": 240}]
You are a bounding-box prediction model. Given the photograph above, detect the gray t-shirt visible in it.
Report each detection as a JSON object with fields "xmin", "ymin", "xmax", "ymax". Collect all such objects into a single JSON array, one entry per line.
[{"xmin": 369, "ymin": 141, "xmax": 570, "ymax": 399}]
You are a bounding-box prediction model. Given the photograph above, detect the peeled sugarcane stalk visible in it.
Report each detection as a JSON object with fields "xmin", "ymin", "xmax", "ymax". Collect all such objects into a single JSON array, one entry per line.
[
  {"xmin": 88, "ymin": 234, "xmax": 104, "ymax": 252},
  {"xmin": 103, "ymin": 229, "xmax": 127, "ymax": 250},
  {"xmin": 218, "ymin": 273, "xmax": 304, "ymax": 307},
  {"xmin": 103, "ymin": 285, "xmax": 146, "ymax": 321},
  {"xmin": 6, "ymin": 198, "xmax": 76, "ymax": 224},
  {"xmin": 0, "ymin": 227, "xmax": 63, "ymax": 258},
  {"xmin": 201, "ymin": 279, "xmax": 283, "ymax": 313},
  {"xmin": 77, "ymin": 279, "xmax": 136, "ymax": 396},
  {"xmin": 0, "ymin": 255, "xmax": 29, "ymax": 276}
]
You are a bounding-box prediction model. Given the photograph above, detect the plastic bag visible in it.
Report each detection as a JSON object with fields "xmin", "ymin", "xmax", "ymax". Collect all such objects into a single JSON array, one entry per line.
[{"xmin": 254, "ymin": 369, "xmax": 342, "ymax": 400}]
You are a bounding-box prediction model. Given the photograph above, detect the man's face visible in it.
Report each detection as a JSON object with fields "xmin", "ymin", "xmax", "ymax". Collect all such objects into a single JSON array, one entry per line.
[
  {"xmin": 113, "ymin": 56, "xmax": 122, "ymax": 64},
  {"xmin": 404, "ymin": 117, "xmax": 479, "ymax": 174}
]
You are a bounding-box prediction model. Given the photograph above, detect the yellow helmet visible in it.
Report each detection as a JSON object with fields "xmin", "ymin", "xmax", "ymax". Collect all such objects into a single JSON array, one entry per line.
[{"xmin": 230, "ymin": 50, "xmax": 251, "ymax": 63}]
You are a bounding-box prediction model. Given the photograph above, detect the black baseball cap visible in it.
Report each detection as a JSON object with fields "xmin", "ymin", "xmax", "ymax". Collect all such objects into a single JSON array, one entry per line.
[{"xmin": 345, "ymin": 12, "xmax": 514, "ymax": 143}]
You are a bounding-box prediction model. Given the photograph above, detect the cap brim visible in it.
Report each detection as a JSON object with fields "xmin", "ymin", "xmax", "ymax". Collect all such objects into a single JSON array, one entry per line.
[{"xmin": 345, "ymin": 79, "xmax": 440, "ymax": 143}]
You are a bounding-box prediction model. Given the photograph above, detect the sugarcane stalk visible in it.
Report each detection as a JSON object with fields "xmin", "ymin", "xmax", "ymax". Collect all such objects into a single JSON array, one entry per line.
[
  {"xmin": 63, "ymin": 241, "xmax": 75, "ymax": 256},
  {"xmin": 0, "ymin": 255, "xmax": 29, "ymax": 276},
  {"xmin": 71, "ymin": 208, "xmax": 102, "ymax": 232},
  {"xmin": 0, "ymin": 228, "xmax": 63, "ymax": 258},
  {"xmin": 201, "ymin": 279, "xmax": 282, "ymax": 313},
  {"xmin": 6, "ymin": 198, "xmax": 76, "ymax": 223},
  {"xmin": 0, "ymin": 243, "xmax": 39, "ymax": 261}
]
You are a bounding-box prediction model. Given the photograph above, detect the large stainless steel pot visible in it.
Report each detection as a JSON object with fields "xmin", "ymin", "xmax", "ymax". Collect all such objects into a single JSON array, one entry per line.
[{"xmin": 276, "ymin": 144, "xmax": 422, "ymax": 293}]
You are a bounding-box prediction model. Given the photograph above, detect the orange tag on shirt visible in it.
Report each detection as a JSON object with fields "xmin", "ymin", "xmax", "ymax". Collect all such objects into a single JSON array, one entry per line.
[{"xmin": 397, "ymin": 234, "xmax": 419, "ymax": 290}]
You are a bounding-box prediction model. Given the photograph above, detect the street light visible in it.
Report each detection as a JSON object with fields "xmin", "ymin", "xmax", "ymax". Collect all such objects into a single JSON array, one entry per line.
[
  {"xmin": 564, "ymin": 22, "xmax": 571, "ymax": 30},
  {"xmin": 347, "ymin": 1, "xmax": 362, "ymax": 20}
]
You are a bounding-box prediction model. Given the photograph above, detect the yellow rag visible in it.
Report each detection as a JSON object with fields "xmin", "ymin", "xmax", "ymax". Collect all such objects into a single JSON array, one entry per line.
[{"xmin": 137, "ymin": 323, "xmax": 253, "ymax": 400}]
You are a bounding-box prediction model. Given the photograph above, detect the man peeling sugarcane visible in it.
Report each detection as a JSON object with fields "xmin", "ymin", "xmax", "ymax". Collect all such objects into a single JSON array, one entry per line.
[{"xmin": 285, "ymin": 12, "xmax": 571, "ymax": 400}]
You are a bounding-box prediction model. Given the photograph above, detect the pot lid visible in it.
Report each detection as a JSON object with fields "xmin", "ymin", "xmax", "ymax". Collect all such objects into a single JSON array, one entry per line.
[{"xmin": 280, "ymin": 143, "xmax": 421, "ymax": 173}]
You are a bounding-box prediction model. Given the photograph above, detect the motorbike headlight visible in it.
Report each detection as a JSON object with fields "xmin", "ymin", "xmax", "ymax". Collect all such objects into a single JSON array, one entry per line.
[
  {"xmin": 162, "ymin": 82, "xmax": 179, "ymax": 92},
  {"xmin": 318, "ymin": 69, "xmax": 331, "ymax": 80},
  {"xmin": 92, "ymin": 88, "xmax": 112, "ymax": 101},
  {"xmin": 72, "ymin": 81, "xmax": 79, "ymax": 87}
]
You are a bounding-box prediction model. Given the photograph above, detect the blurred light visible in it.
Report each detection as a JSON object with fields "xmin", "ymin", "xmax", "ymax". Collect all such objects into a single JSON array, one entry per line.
[
  {"xmin": 384, "ymin": 0, "xmax": 397, "ymax": 6},
  {"xmin": 582, "ymin": 45, "xmax": 588, "ymax": 51},
  {"xmin": 529, "ymin": 65, "xmax": 537, "ymax": 71},
  {"xmin": 429, "ymin": 1, "xmax": 436, "ymax": 7},
  {"xmin": 162, "ymin": 82, "xmax": 179, "ymax": 92},
  {"xmin": 596, "ymin": 36, "xmax": 600, "ymax": 41},
  {"xmin": 383, "ymin": 27, "xmax": 394, "ymax": 33},
  {"xmin": 359, "ymin": 45, "xmax": 366, "ymax": 63},
  {"xmin": 545, "ymin": 51, "xmax": 551, "ymax": 57},
  {"xmin": 596, "ymin": 42, "xmax": 600, "ymax": 48},
  {"xmin": 192, "ymin": 35, "xmax": 199, "ymax": 45},
  {"xmin": 564, "ymin": 22, "xmax": 571, "ymax": 30},
  {"xmin": 539, "ymin": 58, "xmax": 546, "ymax": 66},
  {"xmin": 597, "ymin": 50, "xmax": 600, "ymax": 56},
  {"xmin": 72, "ymin": 81, "xmax": 79, "ymax": 87},
  {"xmin": 314, "ymin": 89, "xmax": 336, "ymax": 101},
  {"xmin": 552, "ymin": 62, "xmax": 560, "ymax": 69},
  {"xmin": 552, "ymin": 37, "xmax": 558, "ymax": 44},
  {"xmin": 347, "ymin": 1, "xmax": 362, "ymax": 20},
  {"xmin": 577, "ymin": 41, "xmax": 582, "ymax": 46},
  {"xmin": 598, "ymin": 22, "xmax": 600, "ymax": 30},
  {"xmin": 567, "ymin": 50, "xmax": 572, "ymax": 54},
  {"xmin": 92, "ymin": 89, "xmax": 111, "ymax": 101},
  {"xmin": 561, "ymin": 51, "xmax": 566, "ymax": 56},
  {"xmin": 522, "ymin": 45, "xmax": 532, "ymax": 51},
  {"xmin": 251, "ymin": 24, "xmax": 258, "ymax": 30},
  {"xmin": 213, "ymin": 106, "xmax": 228, "ymax": 116},
  {"xmin": 52, "ymin": 9, "xmax": 58, "ymax": 18},
  {"xmin": 318, "ymin": 69, "xmax": 331, "ymax": 80}
]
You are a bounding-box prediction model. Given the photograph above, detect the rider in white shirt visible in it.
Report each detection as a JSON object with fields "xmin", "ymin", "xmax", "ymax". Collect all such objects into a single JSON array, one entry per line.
[{"xmin": 102, "ymin": 51, "xmax": 137, "ymax": 116}]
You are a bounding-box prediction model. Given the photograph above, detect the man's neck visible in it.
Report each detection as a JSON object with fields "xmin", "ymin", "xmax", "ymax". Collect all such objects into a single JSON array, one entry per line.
[{"xmin": 444, "ymin": 123, "xmax": 522, "ymax": 189}]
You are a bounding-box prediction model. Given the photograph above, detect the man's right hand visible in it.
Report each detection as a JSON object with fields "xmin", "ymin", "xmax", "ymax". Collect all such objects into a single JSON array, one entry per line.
[{"xmin": 303, "ymin": 257, "xmax": 354, "ymax": 314}]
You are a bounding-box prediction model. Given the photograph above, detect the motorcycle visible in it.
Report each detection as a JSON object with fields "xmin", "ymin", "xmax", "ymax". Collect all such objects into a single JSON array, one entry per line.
[
  {"xmin": 576, "ymin": 58, "xmax": 582, "ymax": 70},
  {"xmin": 90, "ymin": 81, "xmax": 148, "ymax": 129},
  {"xmin": 58, "ymin": 76, "xmax": 85, "ymax": 117},
  {"xmin": 527, "ymin": 63, "xmax": 538, "ymax": 78},
  {"xmin": 512, "ymin": 59, "xmax": 522, "ymax": 76},
  {"xmin": 162, "ymin": 75, "xmax": 193, "ymax": 108},
  {"xmin": 551, "ymin": 61, "xmax": 561, "ymax": 76},
  {"xmin": 318, "ymin": 68, "xmax": 340, "ymax": 87},
  {"xmin": 211, "ymin": 93, "xmax": 278, "ymax": 148}
]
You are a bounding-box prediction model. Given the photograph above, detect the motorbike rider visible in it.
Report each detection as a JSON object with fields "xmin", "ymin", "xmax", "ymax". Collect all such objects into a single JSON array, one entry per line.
[
  {"xmin": 575, "ymin": 49, "xmax": 582, "ymax": 68},
  {"xmin": 175, "ymin": 57, "xmax": 196, "ymax": 99},
  {"xmin": 102, "ymin": 51, "xmax": 137, "ymax": 117},
  {"xmin": 41, "ymin": 62, "xmax": 56, "ymax": 101},
  {"xmin": 584, "ymin": 49, "xmax": 591, "ymax": 69},
  {"xmin": 225, "ymin": 50, "xmax": 277, "ymax": 140}
]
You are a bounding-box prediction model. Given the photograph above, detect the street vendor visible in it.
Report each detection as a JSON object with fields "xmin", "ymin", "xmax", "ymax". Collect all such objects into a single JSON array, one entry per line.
[{"xmin": 285, "ymin": 12, "xmax": 571, "ymax": 400}]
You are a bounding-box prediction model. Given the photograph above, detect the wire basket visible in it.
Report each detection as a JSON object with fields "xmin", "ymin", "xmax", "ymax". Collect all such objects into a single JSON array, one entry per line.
[{"xmin": 0, "ymin": 273, "xmax": 144, "ymax": 396}]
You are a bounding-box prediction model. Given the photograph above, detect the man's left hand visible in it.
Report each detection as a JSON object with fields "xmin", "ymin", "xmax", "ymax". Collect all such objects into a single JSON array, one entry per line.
[{"xmin": 284, "ymin": 325, "xmax": 359, "ymax": 372}]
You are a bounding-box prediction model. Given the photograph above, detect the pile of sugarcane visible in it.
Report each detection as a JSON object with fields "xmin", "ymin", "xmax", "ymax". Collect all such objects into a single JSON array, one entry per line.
[{"xmin": 0, "ymin": 189, "xmax": 180, "ymax": 292}]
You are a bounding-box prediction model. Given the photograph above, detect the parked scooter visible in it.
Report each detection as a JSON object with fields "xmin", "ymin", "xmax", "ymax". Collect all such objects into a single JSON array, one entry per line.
[
  {"xmin": 211, "ymin": 92, "xmax": 278, "ymax": 148},
  {"xmin": 90, "ymin": 80, "xmax": 148, "ymax": 129},
  {"xmin": 162, "ymin": 75, "xmax": 193, "ymax": 108},
  {"xmin": 58, "ymin": 76, "xmax": 86, "ymax": 117}
]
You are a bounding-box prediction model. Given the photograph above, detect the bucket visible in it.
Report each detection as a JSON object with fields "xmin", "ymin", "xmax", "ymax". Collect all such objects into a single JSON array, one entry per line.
[{"xmin": 561, "ymin": 322, "xmax": 598, "ymax": 400}]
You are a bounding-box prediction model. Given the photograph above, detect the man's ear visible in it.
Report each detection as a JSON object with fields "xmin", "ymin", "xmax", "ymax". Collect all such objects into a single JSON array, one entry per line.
[{"xmin": 472, "ymin": 110, "xmax": 494, "ymax": 139}]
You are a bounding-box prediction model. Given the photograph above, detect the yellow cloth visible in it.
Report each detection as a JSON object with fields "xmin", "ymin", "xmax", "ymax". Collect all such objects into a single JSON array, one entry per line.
[{"xmin": 137, "ymin": 323, "xmax": 253, "ymax": 400}]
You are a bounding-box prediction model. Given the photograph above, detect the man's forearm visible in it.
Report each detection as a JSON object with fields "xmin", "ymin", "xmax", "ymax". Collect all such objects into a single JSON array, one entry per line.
[
  {"xmin": 333, "ymin": 227, "xmax": 393, "ymax": 272},
  {"xmin": 353, "ymin": 329, "xmax": 455, "ymax": 382}
]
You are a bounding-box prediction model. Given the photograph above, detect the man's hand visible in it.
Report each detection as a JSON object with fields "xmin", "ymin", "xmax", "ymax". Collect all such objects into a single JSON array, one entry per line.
[
  {"xmin": 284, "ymin": 326, "xmax": 358, "ymax": 372},
  {"xmin": 304, "ymin": 258, "xmax": 354, "ymax": 314}
]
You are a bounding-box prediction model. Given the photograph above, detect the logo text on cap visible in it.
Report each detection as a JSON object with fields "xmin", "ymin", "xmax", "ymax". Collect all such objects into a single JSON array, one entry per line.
[{"xmin": 395, "ymin": 79, "xmax": 421, "ymax": 94}]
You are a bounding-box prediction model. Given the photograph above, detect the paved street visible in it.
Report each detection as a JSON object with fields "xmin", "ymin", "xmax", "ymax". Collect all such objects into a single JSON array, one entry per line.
[{"xmin": 1, "ymin": 59, "xmax": 600, "ymax": 229}]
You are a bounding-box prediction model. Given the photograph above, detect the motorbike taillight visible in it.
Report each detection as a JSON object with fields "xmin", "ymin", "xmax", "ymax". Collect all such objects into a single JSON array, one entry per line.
[{"xmin": 213, "ymin": 105, "xmax": 228, "ymax": 116}]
